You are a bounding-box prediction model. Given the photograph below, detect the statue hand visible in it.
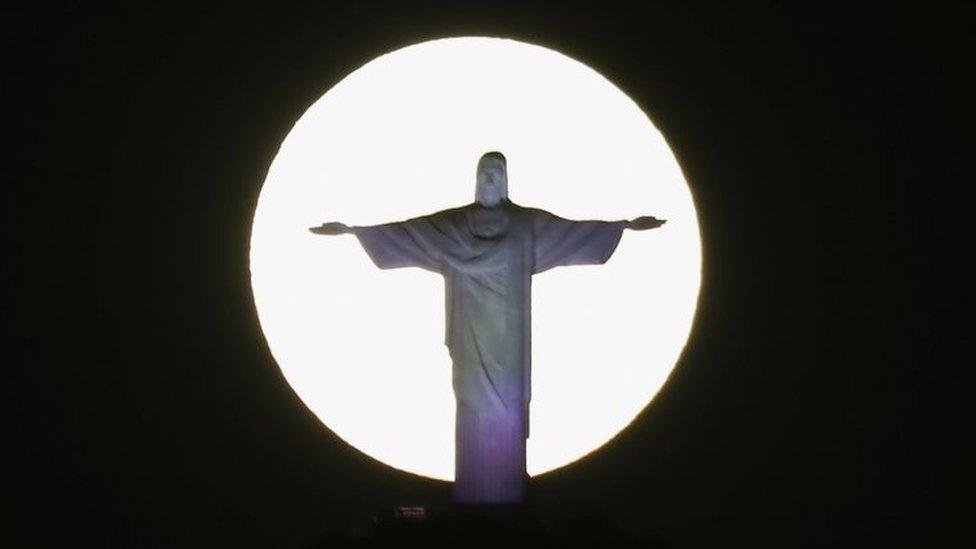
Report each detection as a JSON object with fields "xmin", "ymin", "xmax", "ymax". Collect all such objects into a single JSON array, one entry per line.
[
  {"xmin": 309, "ymin": 222, "xmax": 350, "ymax": 235},
  {"xmin": 626, "ymin": 216, "xmax": 666, "ymax": 230}
]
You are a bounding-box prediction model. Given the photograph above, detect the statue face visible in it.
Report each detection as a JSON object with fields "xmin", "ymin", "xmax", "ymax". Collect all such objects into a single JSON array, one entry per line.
[{"xmin": 476, "ymin": 157, "xmax": 508, "ymax": 207}]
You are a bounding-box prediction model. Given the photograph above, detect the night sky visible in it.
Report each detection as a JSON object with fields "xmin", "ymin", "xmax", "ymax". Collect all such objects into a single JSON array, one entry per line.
[{"xmin": 5, "ymin": 3, "xmax": 957, "ymax": 547}]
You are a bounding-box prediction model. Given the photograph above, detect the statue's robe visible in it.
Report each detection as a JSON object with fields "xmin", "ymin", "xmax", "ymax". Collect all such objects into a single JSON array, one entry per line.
[{"xmin": 351, "ymin": 199, "xmax": 625, "ymax": 503}]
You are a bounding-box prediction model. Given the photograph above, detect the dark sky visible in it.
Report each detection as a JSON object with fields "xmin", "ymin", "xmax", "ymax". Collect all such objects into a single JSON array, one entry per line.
[{"xmin": 4, "ymin": 3, "xmax": 958, "ymax": 548}]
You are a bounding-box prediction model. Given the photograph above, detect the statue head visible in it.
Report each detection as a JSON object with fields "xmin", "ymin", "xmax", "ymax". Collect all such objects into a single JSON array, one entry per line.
[{"xmin": 476, "ymin": 152, "xmax": 508, "ymax": 208}]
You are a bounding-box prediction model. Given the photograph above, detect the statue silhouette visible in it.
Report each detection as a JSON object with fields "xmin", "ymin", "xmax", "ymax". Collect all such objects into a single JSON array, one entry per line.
[{"xmin": 310, "ymin": 152, "xmax": 665, "ymax": 504}]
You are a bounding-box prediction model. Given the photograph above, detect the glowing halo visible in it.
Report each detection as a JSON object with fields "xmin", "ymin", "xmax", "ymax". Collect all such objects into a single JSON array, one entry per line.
[{"xmin": 250, "ymin": 37, "xmax": 701, "ymax": 480}]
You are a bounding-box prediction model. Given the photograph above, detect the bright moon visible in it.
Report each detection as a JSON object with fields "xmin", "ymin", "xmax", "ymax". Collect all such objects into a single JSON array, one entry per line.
[{"xmin": 250, "ymin": 37, "xmax": 701, "ymax": 481}]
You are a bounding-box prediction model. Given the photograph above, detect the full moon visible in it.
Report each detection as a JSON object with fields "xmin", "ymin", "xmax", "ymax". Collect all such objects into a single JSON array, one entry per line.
[{"xmin": 250, "ymin": 37, "xmax": 701, "ymax": 481}]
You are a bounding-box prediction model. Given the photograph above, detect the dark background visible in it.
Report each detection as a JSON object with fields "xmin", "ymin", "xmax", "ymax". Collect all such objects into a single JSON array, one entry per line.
[{"xmin": 4, "ymin": 3, "xmax": 960, "ymax": 547}]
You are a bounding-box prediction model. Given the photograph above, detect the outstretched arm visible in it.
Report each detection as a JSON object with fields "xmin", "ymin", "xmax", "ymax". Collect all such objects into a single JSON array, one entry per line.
[
  {"xmin": 532, "ymin": 210, "xmax": 666, "ymax": 274},
  {"xmin": 309, "ymin": 222, "xmax": 351, "ymax": 235},
  {"xmin": 309, "ymin": 214, "xmax": 458, "ymax": 273},
  {"xmin": 624, "ymin": 216, "xmax": 666, "ymax": 231}
]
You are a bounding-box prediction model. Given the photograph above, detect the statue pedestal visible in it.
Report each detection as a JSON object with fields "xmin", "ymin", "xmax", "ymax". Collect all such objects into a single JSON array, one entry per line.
[{"xmin": 453, "ymin": 403, "xmax": 527, "ymax": 504}]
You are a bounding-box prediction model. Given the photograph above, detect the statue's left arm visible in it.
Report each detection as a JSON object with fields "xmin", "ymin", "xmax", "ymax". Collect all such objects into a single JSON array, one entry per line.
[
  {"xmin": 625, "ymin": 215, "xmax": 667, "ymax": 231},
  {"xmin": 531, "ymin": 209, "xmax": 665, "ymax": 274}
]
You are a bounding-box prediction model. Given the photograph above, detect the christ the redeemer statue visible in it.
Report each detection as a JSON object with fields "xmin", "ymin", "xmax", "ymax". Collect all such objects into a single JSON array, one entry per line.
[{"xmin": 310, "ymin": 152, "xmax": 664, "ymax": 504}]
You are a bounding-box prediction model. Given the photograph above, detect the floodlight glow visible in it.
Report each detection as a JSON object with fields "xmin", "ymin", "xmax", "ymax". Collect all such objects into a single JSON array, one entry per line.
[{"xmin": 250, "ymin": 37, "xmax": 701, "ymax": 481}]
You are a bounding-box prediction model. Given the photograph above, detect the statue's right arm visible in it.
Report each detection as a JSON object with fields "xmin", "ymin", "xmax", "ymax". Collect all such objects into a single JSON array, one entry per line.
[
  {"xmin": 309, "ymin": 222, "xmax": 352, "ymax": 235},
  {"xmin": 310, "ymin": 216, "xmax": 445, "ymax": 272}
]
